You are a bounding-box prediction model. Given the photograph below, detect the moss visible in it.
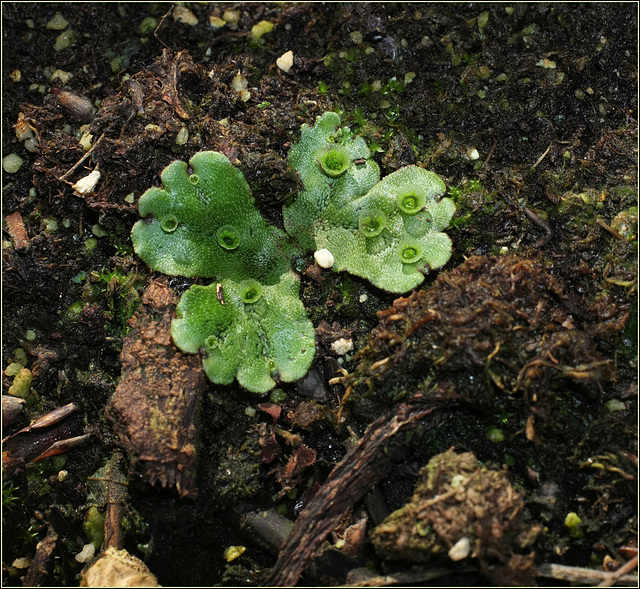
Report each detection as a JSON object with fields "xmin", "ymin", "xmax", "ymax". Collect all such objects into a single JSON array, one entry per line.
[
  {"xmin": 82, "ymin": 506, "xmax": 105, "ymax": 550},
  {"xmin": 213, "ymin": 435, "xmax": 263, "ymax": 504},
  {"xmin": 7, "ymin": 368, "xmax": 33, "ymax": 400},
  {"xmin": 371, "ymin": 449, "xmax": 538, "ymax": 571}
]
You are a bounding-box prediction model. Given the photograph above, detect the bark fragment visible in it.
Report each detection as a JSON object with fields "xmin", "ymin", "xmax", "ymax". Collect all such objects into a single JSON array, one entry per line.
[
  {"xmin": 266, "ymin": 403, "xmax": 433, "ymax": 586},
  {"xmin": 106, "ymin": 279, "xmax": 206, "ymax": 497}
]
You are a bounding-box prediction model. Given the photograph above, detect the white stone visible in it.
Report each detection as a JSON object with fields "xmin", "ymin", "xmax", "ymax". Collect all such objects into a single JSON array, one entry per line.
[
  {"xmin": 467, "ymin": 148, "xmax": 480, "ymax": 161},
  {"xmin": 173, "ymin": 6, "xmax": 198, "ymax": 26},
  {"xmin": 72, "ymin": 169, "xmax": 100, "ymax": 196},
  {"xmin": 331, "ymin": 338, "xmax": 353, "ymax": 356},
  {"xmin": 448, "ymin": 536, "xmax": 471, "ymax": 561},
  {"xmin": 232, "ymin": 72, "xmax": 248, "ymax": 92},
  {"xmin": 276, "ymin": 51, "xmax": 294, "ymax": 73},
  {"xmin": 536, "ymin": 58, "xmax": 556, "ymax": 69},
  {"xmin": 12, "ymin": 556, "xmax": 32, "ymax": 569},
  {"xmin": 314, "ymin": 248, "xmax": 334, "ymax": 269},
  {"xmin": 46, "ymin": 12, "xmax": 69, "ymax": 30},
  {"xmin": 3, "ymin": 153, "xmax": 23, "ymax": 173},
  {"xmin": 75, "ymin": 543, "xmax": 95, "ymax": 563}
]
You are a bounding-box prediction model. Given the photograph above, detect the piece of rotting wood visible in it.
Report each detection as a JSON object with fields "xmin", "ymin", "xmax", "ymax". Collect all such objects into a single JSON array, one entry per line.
[
  {"xmin": 265, "ymin": 403, "xmax": 434, "ymax": 586},
  {"xmin": 106, "ymin": 279, "xmax": 207, "ymax": 498},
  {"xmin": 538, "ymin": 562, "xmax": 638, "ymax": 587}
]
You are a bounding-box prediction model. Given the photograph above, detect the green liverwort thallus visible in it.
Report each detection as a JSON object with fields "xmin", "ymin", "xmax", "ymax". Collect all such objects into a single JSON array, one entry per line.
[{"xmin": 132, "ymin": 112, "xmax": 455, "ymax": 392}]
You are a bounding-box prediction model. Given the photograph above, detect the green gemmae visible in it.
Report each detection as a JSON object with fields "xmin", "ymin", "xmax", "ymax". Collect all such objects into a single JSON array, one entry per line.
[{"xmin": 132, "ymin": 112, "xmax": 456, "ymax": 392}]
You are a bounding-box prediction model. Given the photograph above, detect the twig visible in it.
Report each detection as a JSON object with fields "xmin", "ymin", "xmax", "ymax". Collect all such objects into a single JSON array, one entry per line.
[
  {"xmin": 538, "ymin": 562, "xmax": 638, "ymax": 586},
  {"xmin": 154, "ymin": 5, "xmax": 173, "ymax": 49},
  {"xmin": 342, "ymin": 565, "xmax": 475, "ymax": 587},
  {"xmin": 241, "ymin": 509, "xmax": 294, "ymax": 556},
  {"xmin": 598, "ymin": 555, "xmax": 639, "ymax": 587},
  {"xmin": 482, "ymin": 139, "xmax": 497, "ymax": 168},
  {"xmin": 524, "ymin": 207, "xmax": 553, "ymax": 247},
  {"xmin": 5, "ymin": 211, "xmax": 30, "ymax": 250},
  {"xmin": 265, "ymin": 404, "xmax": 434, "ymax": 586},
  {"xmin": 23, "ymin": 523, "xmax": 57, "ymax": 587},
  {"xmin": 531, "ymin": 142, "xmax": 553, "ymax": 169},
  {"xmin": 596, "ymin": 217, "xmax": 623, "ymax": 240},
  {"xmin": 59, "ymin": 132, "xmax": 105, "ymax": 181}
]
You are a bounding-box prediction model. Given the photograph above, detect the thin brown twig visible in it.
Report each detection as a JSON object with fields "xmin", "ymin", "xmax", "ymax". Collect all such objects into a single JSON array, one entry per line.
[
  {"xmin": 59, "ymin": 132, "xmax": 105, "ymax": 181},
  {"xmin": 597, "ymin": 556, "xmax": 639, "ymax": 587}
]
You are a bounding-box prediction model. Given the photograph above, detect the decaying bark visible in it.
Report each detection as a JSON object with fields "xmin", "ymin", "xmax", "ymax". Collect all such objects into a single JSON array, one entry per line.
[
  {"xmin": 266, "ymin": 403, "xmax": 434, "ymax": 586},
  {"xmin": 22, "ymin": 526, "xmax": 57, "ymax": 587},
  {"xmin": 106, "ymin": 279, "xmax": 207, "ymax": 497}
]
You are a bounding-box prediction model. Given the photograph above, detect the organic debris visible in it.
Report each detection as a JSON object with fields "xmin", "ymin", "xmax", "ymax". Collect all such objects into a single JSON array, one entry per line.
[
  {"xmin": 371, "ymin": 448, "xmax": 540, "ymax": 584},
  {"xmin": 267, "ymin": 404, "xmax": 434, "ymax": 586},
  {"xmin": 106, "ymin": 280, "xmax": 206, "ymax": 497},
  {"xmin": 345, "ymin": 254, "xmax": 628, "ymax": 434},
  {"xmin": 2, "ymin": 403, "xmax": 88, "ymax": 479}
]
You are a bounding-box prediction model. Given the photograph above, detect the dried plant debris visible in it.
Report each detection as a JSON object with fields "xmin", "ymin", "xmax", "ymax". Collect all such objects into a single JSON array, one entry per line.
[
  {"xmin": 344, "ymin": 254, "xmax": 629, "ymax": 432},
  {"xmin": 2, "ymin": 402, "xmax": 89, "ymax": 479},
  {"xmin": 371, "ymin": 448, "xmax": 540, "ymax": 585},
  {"xmin": 106, "ymin": 280, "xmax": 207, "ymax": 497},
  {"xmin": 266, "ymin": 404, "xmax": 434, "ymax": 586},
  {"xmin": 80, "ymin": 546, "xmax": 160, "ymax": 587}
]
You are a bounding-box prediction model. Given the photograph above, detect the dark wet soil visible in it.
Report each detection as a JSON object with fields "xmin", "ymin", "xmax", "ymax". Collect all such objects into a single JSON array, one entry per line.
[{"xmin": 3, "ymin": 3, "xmax": 637, "ymax": 587}]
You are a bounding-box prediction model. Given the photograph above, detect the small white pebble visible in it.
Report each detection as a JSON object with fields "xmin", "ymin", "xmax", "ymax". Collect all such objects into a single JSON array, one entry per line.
[
  {"xmin": 232, "ymin": 72, "xmax": 248, "ymax": 92},
  {"xmin": 51, "ymin": 69, "xmax": 72, "ymax": 84},
  {"xmin": 173, "ymin": 6, "xmax": 198, "ymax": 26},
  {"xmin": 75, "ymin": 543, "xmax": 95, "ymax": 563},
  {"xmin": 251, "ymin": 20, "xmax": 274, "ymax": 40},
  {"xmin": 276, "ymin": 50, "xmax": 294, "ymax": 73},
  {"xmin": 72, "ymin": 169, "xmax": 100, "ymax": 196},
  {"xmin": 91, "ymin": 224, "xmax": 108, "ymax": 237},
  {"xmin": 537, "ymin": 58, "xmax": 557, "ymax": 69},
  {"xmin": 466, "ymin": 148, "xmax": 480, "ymax": 161},
  {"xmin": 359, "ymin": 293, "xmax": 368, "ymax": 303},
  {"xmin": 57, "ymin": 470, "xmax": 69, "ymax": 482},
  {"xmin": 54, "ymin": 30, "xmax": 77, "ymax": 52},
  {"xmin": 79, "ymin": 131, "xmax": 93, "ymax": 151},
  {"xmin": 331, "ymin": 338, "xmax": 353, "ymax": 356},
  {"xmin": 209, "ymin": 16, "xmax": 225, "ymax": 29},
  {"xmin": 448, "ymin": 536, "xmax": 471, "ymax": 561},
  {"xmin": 46, "ymin": 12, "xmax": 69, "ymax": 30},
  {"xmin": 223, "ymin": 545, "xmax": 246, "ymax": 562},
  {"xmin": 176, "ymin": 127, "xmax": 189, "ymax": 145},
  {"xmin": 223, "ymin": 9, "xmax": 240, "ymax": 24},
  {"xmin": 314, "ymin": 248, "xmax": 334, "ymax": 269},
  {"xmin": 12, "ymin": 557, "xmax": 32, "ymax": 569},
  {"xmin": 5, "ymin": 362, "xmax": 24, "ymax": 376}
]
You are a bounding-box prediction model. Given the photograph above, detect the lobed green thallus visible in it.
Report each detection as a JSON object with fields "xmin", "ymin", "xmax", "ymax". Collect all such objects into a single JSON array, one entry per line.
[{"xmin": 131, "ymin": 112, "xmax": 455, "ymax": 392}]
